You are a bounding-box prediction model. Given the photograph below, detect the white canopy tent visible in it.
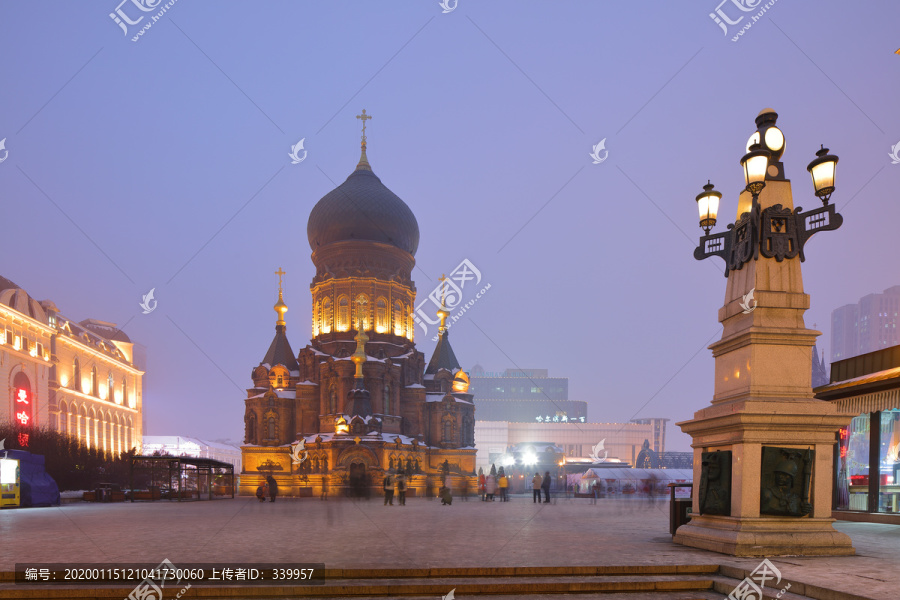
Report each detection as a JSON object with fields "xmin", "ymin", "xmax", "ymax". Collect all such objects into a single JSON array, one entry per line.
[{"xmin": 576, "ymin": 467, "xmax": 693, "ymax": 498}]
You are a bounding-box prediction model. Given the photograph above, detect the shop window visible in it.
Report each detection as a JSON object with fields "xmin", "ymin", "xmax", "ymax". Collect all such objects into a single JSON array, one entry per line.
[{"xmin": 879, "ymin": 409, "xmax": 900, "ymax": 513}]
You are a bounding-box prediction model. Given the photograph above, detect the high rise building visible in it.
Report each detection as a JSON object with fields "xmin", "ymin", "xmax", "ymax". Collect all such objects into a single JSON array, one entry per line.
[{"xmin": 831, "ymin": 286, "xmax": 900, "ymax": 362}]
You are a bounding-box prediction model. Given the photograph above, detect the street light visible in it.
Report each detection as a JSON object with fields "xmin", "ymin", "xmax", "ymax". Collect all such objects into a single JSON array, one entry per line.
[
  {"xmin": 693, "ymin": 110, "xmax": 843, "ymax": 274},
  {"xmin": 740, "ymin": 143, "xmax": 770, "ymax": 197},
  {"xmin": 806, "ymin": 145, "xmax": 839, "ymax": 205},
  {"xmin": 696, "ymin": 181, "xmax": 721, "ymax": 235}
]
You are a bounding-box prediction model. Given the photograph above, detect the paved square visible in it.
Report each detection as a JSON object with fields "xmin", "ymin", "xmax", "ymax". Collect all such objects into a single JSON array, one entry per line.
[{"xmin": 0, "ymin": 496, "xmax": 897, "ymax": 599}]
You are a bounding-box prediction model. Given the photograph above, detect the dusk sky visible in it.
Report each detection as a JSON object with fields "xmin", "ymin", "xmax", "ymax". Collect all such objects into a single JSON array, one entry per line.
[{"xmin": 2, "ymin": 1, "xmax": 898, "ymax": 452}]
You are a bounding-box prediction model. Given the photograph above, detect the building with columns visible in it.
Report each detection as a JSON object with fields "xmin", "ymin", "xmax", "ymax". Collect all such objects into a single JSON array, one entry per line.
[
  {"xmin": 0, "ymin": 275, "xmax": 143, "ymax": 454},
  {"xmin": 240, "ymin": 117, "xmax": 477, "ymax": 497}
]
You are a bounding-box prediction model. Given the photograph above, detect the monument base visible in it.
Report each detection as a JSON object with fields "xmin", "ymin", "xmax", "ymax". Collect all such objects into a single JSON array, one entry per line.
[{"xmin": 674, "ymin": 514, "xmax": 855, "ymax": 556}]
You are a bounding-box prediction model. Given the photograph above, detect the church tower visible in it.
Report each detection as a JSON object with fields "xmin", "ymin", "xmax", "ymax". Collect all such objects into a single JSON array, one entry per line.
[{"xmin": 240, "ymin": 112, "xmax": 476, "ymax": 497}]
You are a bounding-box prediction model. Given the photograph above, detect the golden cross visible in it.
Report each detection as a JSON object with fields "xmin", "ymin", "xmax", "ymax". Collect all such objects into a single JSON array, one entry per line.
[
  {"xmin": 356, "ymin": 109, "xmax": 372, "ymax": 143},
  {"xmin": 275, "ymin": 268, "xmax": 286, "ymax": 292},
  {"xmin": 438, "ymin": 273, "xmax": 447, "ymax": 306}
]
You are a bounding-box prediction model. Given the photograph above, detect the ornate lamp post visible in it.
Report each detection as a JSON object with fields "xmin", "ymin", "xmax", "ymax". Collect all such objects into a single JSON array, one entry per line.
[{"xmin": 676, "ymin": 109, "xmax": 855, "ymax": 557}]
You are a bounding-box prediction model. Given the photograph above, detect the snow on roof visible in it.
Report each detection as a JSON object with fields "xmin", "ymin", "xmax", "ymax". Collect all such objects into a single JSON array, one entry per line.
[
  {"xmin": 406, "ymin": 383, "xmax": 425, "ymax": 389},
  {"xmin": 425, "ymin": 393, "xmax": 445, "ymax": 402},
  {"xmin": 297, "ymin": 380, "xmax": 318, "ymax": 386},
  {"xmin": 290, "ymin": 370, "xmax": 300, "ymax": 377},
  {"xmin": 247, "ymin": 390, "xmax": 296, "ymax": 399}
]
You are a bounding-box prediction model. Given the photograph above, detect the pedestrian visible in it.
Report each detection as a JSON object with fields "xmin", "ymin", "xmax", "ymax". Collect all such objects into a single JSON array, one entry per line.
[
  {"xmin": 256, "ymin": 482, "xmax": 267, "ymax": 503},
  {"xmin": 266, "ymin": 475, "xmax": 278, "ymax": 502},
  {"xmin": 486, "ymin": 473, "xmax": 496, "ymax": 501},
  {"xmin": 532, "ymin": 472, "xmax": 542, "ymax": 503},
  {"xmin": 499, "ymin": 473, "xmax": 509, "ymax": 501},
  {"xmin": 397, "ymin": 473, "xmax": 407, "ymax": 506},
  {"xmin": 478, "ymin": 472, "xmax": 486, "ymax": 501},
  {"xmin": 542, "ymin": 471, "xmax": 551, "ymax": 503},
  {"xmin": 593, "ymin": 481, "xmax": 601, "ymax": 504},
  {"xmin": 383, "ymin": 473, "xmax": 394, "ymax": 506}
]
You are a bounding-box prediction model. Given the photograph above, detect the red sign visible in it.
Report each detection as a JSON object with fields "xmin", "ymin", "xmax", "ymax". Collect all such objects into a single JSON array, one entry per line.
[
  {"xmin": 17, "ymin": 433, "xmax": 29, "ymax": 448},
  {"xmin": 15, "ymin": 387, "xmax": 32, "ymax": 429}
]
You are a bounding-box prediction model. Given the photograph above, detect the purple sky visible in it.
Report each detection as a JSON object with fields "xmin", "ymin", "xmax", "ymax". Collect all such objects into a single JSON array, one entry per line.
[{"xmin": 1, "ymin": 1, "xmax": 898, "ymax": 452}]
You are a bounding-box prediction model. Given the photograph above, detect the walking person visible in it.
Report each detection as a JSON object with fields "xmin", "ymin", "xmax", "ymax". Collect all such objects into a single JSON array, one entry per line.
[
  {"xmin": 532, "ymin": 472, "xmax": 542, "ymax": 503},
  {"xmin": 541, "ymin": 471, "xmax": 552, "ymax": 503},
  {"xmin": 591, "ymin": 481, "xmax": 600, "ymax": 505},
  {"xmin": 486, "ymin": 473, "xmax": 496, "ymax": 501},
  {"xmin": 478, "ymin": 471, "xmax": 486, "ymax": 501},
  {"xmin": 383, "ymin": 473, "xmax": 394, "ymax": 506},
  {"xmin": 499, "ymin": 473, "xmax": 508, "ymax": 501},
  {"xmin": 266, "ymin": 475, "xmax": 278, "ymax": 502},
  {"xmin": 397, "ymin": 473, "xmax": 407, "ymax": 506},
  {"xmin": 256, "ymin": 482, "xmax": 267, "ymax": 503}
]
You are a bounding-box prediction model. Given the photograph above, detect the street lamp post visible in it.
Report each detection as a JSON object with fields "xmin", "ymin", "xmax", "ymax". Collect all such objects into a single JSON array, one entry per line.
[{"xmin": 675, "ymin": 109, "xmax": 855, "ymax": 557}]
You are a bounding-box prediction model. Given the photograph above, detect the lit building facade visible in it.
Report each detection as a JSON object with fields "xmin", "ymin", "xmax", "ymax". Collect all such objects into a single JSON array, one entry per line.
[
  {"xmin": 0, "ymin": 275, "xmax": 143, "ymax": 453},
  {"xmin": 240, "ymin": 126, "xmax": 477, "ymax": 497},
  {"xmin": 474, "ymin": 420, "xmax": 661, "ymax": 472}
]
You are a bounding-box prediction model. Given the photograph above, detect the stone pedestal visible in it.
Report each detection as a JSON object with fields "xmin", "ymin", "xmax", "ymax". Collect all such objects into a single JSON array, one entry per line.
[{"xmin": 676, "ymin": 176, "xmax": 855, "ymax": 556}]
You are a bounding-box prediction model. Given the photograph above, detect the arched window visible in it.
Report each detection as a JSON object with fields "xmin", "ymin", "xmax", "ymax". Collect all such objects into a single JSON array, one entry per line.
[
  {"xmin": 69, "ymin": 405, "xmax": 77, "ymax": 440},
  {"xmin": 354, "ymin": 294, "xmax": 369, "ymax": 330},
  {"xmin": 79, "ymin": 406, "xmax": 87, "ymax": 445},
  {"xmin": 276, "ymin": 373, "xmax": 284, "ymax": 387},
  {"xmin": 126, "ymin": 417, "xmax": 133, "ymax": 451},
  {"xmin": 393, "ymin": 301, "xmax": 403, "ymax": 336},
  {"xmin": 91, "ymin": 366, "xmax": 98, "ymax": 397},
  {"xmin": 246, "ymin": 413, "xmax": 257, "ymax": 444},
  {"xmin": 107, "ymin": 371, "xmax": 114, "ymax": 400},
  {"xmin": 121, "ymin": 376, "xmax": 128, "ymax": 406},
  {"xmin": 375, "ymin": 297, "xmax": 387, "ymax": 333},
  {"xmin": 313, "ymin": 300, "xmax": 320, "ymax": 336},
  {"xmin": 267, "ymin": 417, "xmax": 276, "ymax": 439},
  {"xmin": 337, "ymin": 296, "xmax": 349, "ymax": 331},
  {"xmin": 322, "ymin": 297, "xmax": 332, "ymax": 334},
  {"xmin": 442, "ymin": 419, "xmax": 452, "ymax": 442},
  {"xmin": 329, "ymin": 386, "xmax": 337, "ymax": 414},
  {"xmin": 405, "ymin": 304, "xmax": 413, "ymax": 340},
  {"xmin": 383, "ymin": 382, "xmax": 391, "ymax": 415},
  {"xmin": 72, "ymin": 357, "xmax": 80, "ymax": 390},
  {"xmin": 59, "ymin": 401, "xmax": 68, "ymax": 435}
]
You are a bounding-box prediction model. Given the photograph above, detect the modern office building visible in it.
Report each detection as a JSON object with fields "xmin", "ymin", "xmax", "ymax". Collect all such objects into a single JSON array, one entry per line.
[{"xmin": 468, "ymin": 366, "xmax": 587, "ymax": 423}]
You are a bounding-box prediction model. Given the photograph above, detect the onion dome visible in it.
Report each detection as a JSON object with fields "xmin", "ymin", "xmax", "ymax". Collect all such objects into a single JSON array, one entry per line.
[{"xmin": 307, "ymin": 146, "xmax": 419, "ymax": 255}]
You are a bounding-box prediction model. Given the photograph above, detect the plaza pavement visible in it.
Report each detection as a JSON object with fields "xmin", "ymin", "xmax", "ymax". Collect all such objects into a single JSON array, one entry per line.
[{"xmin": 0, "ymin": 494, "xmax": 897, "ymax": 599}]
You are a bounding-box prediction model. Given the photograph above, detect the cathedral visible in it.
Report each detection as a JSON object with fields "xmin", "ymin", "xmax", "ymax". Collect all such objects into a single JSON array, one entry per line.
[{"xmin": 240, "ymin": 113, "xmax": 477, "ymax": 497}]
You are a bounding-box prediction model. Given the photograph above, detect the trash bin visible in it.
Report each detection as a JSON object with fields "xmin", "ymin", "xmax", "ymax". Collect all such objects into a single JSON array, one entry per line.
[{"xmin": 668, "ymin": 483, "xmax": 693, "ymax": 535}]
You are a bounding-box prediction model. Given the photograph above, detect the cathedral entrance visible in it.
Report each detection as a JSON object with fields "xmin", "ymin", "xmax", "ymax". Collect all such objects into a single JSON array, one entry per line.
[{"xmin": 348, "ymin": 462, "xmax": 367, "ymax": 498}]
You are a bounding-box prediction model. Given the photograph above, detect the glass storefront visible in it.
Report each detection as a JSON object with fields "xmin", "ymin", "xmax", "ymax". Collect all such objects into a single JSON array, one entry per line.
[
  {"xmin": 879, "ymin": 409, "xmax": 900, "ymax": 513},
  {"xmin": 835, "ymin": 409, "xmax": 900, "ymax": 514}
]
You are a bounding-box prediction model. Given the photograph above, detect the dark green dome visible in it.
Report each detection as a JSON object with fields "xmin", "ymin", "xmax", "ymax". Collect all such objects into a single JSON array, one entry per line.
[{"xmin": 307, "ymin": 161, "xmax": 419, "ymax": 256}]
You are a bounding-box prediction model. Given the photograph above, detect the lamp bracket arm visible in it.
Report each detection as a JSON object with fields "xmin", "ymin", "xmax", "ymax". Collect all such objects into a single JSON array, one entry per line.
[
  {"xmin": 794, "ymin": 204, "xmax": 843, "ymax": 261},
  {"xmin": 694, "ymin": 228, "xmax": 733, "ymax": 277}
]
